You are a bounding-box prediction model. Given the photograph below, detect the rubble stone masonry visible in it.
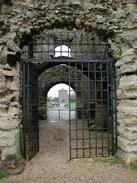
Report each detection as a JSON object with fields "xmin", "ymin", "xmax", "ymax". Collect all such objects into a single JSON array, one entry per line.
[{"xmin": 0, "ymin": 0, "xmax": 137, "ymax": 163}]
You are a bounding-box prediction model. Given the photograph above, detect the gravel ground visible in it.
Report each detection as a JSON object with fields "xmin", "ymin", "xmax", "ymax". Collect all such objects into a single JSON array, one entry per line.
[{"xmin": 1, "ymin": 120, "xmax": 137, "ymax": 183}]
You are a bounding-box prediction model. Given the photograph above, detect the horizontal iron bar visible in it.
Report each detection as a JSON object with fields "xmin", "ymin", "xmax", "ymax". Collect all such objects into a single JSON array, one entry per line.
[
  {"xmin": 28, "ymin": 58, "xmax": 114, "ymax": 64},
  {"xmin": 70, "ymin": 147, "xmax": 109, "ymax": 150},
  {"xmin": 70, "ymin": 128, "xmax": 111, "ymax": 131},
  {"xmin": 71, "ymin": 138, "xmax": 110, "ymax": 140},
  {"xmin": 27, "ymin": 42, "xmax": 108, "ymax": 46}
]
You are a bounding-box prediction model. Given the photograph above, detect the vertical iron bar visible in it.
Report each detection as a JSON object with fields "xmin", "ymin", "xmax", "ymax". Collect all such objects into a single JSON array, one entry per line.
[
  {"xmin": 100, "ymin": 62, "xmax": 104, "ymax": 156},
  {"xmin": 110, "ymin": 61, "xmax": 114, "ymax": 155},
  {"xmin": 48, "ymin": 33, "xmax": 49, "ymax": 59},
  {"xmin": 41, "ymin": 36, "xmax": 42, "ymax": 61},
  {"xmin": 111, "ymin": 61, "xmax": 115, "ymax": 155},
  {"xmin": 75, "ymin": 62, "xmax": 78, "ymax": 158},
  {"xmin": 94, "ymin": 63, "xmax": 97, "ymax": 156},
  {"xmin": 114, "ymin": 62, "xmax": 117, "ymax": 153},
  {"xmin": 59, "ymin": 109, "xmax": 60, "ymax": 120},
  {"xmin": 68, "ymin": 62, "xmax": 72, "ymax": 160},
  {"xmin": 106, "ymin": 62, "xmax": 110, "ymax": 156},
  {"xmin": 67, "ymin": 31, "xmax": 69, "ymax": 57},
  {"xmin": 81, "ymin": 62, "xmax": 85, "ymax": 158},
  {"xmin": 60, "ymin": 31, "xmax": 62, "ymax": 57},
  {"xmin": 23, "ymin": 62, "xmax": 27, "ymax": 159},
  {"xmin": 88, "ymin": 62, "xmax": 91, "ymax": 158},
  {"xmin": 28, "ymin": 39, "xmax": 33, "ymax": 59},
  {"xmin": 26, "ymin": 62, "xmax": 30, "ymax": 160},
  {"xmin": 75, "ymin": 31, "xmax": 77, "ymax": 59}
]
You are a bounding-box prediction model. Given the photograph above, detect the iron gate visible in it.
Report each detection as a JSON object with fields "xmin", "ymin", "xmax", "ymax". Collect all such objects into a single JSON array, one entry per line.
[
  {"xmin": 68, "ymin": 61, "xmax": 116, "ymax": 159},
  {"xmin": 22, "ymin": 30, "xmax": 116, "ymax": 160},
  {"xmin": 22, "ymin": 62, "xmax": 39, "ymax": 160}
]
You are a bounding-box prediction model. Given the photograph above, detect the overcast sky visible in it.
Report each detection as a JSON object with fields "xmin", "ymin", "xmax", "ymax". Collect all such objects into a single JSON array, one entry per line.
[
  {"xmin": 48, "ymin": 84, "xmax": 74, "ymax": 98},
  {"xmin": 55, "ymin": 45, "xmax": 71, "ymax": 57}
]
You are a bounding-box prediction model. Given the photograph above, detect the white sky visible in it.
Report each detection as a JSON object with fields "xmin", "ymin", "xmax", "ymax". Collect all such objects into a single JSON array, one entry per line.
[
  {"xmin": 48, "ymin": 84, "xmax": 74, "ymax": 98},
  {"xmin": 55, "ymin": 45, "xmax": 71, "ymax": 57}
]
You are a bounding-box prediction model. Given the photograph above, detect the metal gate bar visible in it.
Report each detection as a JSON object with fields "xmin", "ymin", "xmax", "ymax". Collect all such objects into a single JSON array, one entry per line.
[
  {"xmin": 68, "ymin": 61, "xmax": 115, "ymax": 159},
  {"xmin": 22, "ymin": 62, "xmax": 39, "ymax": 160}
]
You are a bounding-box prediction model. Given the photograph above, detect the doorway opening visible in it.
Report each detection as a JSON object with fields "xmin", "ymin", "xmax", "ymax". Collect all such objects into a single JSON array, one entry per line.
[
  {"xmin": 47, "ymin": 83, "xmax": 76, "ymax": 122},
  {"xmin": 21, "ymin": 29, "xmax": 116, "ymax": 160}
]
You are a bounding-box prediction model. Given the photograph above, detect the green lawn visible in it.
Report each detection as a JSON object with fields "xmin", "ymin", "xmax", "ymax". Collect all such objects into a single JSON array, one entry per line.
[{"xmin": 69, "ymin": 102, "xmax": 76, "ymax": 111}]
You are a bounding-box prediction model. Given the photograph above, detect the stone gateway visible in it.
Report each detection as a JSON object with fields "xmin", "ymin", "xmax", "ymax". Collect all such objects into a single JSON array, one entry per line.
[{"xmin": 0, "ymin": 0, "xmax": 137, "ymax": 164}]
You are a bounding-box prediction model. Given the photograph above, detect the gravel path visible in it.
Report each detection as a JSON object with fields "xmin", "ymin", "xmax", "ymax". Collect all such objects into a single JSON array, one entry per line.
[{"xmin": 1, "ymin": 120, "xmax": 137, "ymax": 183}]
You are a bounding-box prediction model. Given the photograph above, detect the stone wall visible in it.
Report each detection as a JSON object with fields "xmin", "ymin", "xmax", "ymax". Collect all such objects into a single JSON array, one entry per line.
[
  {"xmin": 0, "ymin": 0, "xmax": 137, "ymax": 163},
  {"xmin": 0, "ymin": 62, "xmax": 21, "ymax": 160}
]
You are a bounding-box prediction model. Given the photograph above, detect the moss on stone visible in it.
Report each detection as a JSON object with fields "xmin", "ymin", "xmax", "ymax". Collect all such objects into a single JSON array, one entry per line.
[{"xmin": 0, "ymin": 170, "xmax": 8, "ymax": 179}]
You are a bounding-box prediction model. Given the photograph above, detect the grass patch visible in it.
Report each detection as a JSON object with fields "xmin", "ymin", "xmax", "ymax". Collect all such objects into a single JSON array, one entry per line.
[
  {"xmin": 0, "ymin": 170, "xmax": 8, "ymax": 180},
  {"xmin": 101, "ymin": 156, "xmax": 122, "ymax": 165},
  {"xmin": 131, "ymin": 160, "xmax": 137, "ymax": 170},
  {"xmin": 69, "ymin": 102, "xmax": 76, "ymax": 110},
  {"xmin": 65, "ymin": 103, "xmax": 76, "ymax": 110}
]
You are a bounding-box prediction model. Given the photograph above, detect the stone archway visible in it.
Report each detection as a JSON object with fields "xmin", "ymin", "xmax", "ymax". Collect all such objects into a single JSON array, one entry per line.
[
  {"xmin": 21, "ymin": 29, "xmax": 116, "ymax": 159},
  {"xmin": 38, "ymin": 64, "xmax": 87, "ymax": 120},
  {"xmin": 0, "ymin": 0, "xmax": 136, "ymax": 164}
]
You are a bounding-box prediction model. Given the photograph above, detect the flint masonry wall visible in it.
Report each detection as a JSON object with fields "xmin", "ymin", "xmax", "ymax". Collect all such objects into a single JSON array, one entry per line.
[{"xmin": 0, "ymin": 0, "xmax": 137, "ymax": 163}]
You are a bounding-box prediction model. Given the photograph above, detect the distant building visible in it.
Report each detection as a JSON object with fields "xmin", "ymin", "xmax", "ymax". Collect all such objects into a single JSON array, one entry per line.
[
  {"xmin": 58, "ymin": 88, "xmax": 68, "ymax": 103},
  {"xmin": 53, "ymin": 97, "xmax": 59, "ymax": 103}
]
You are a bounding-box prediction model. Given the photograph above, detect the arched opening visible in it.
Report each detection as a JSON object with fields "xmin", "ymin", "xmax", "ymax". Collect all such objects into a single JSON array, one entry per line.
[
  {"xmin": 54, "ymin": 45, "xmax": 71, "ymax": 58},
  {"xmin": 47, "ymin": 83, "xmax": 76, "ymax": 122},
  {"xmin": 21, "ymin": 30, "xmax": 116, "ymax": 160}
]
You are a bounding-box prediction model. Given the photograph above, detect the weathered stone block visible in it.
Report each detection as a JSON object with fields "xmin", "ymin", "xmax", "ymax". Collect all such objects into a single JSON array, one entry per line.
[
  {"xmin": 117, "ymin": 116, "xmax": 137, "ymax": 127},
  {"xmin": 117, "ymin": 124, "xmax": 125, "ymax": 136},
  {"xmin": 9, "ymin": 106, "xmax": 19, "ymax": 115},
  {"xmin": 6, "ymin": 40, "xmax": 21, "ymax": 54},
  {"xmin": 0, "ymin": 130, "xmax": 16, "ymax": 147},
  {"xmin": 117, "ymin": 106, "xmax": 137, "ymax": 117},
  {"xmin": 119, "ymin": 30, "xmax": 137, "ymax": 48},
  {"xmin": 118, "ymin": 136, "xmax": 137, "ymax": 153},
  {"xmin": 123, "ymin": 153, "xmax": 137, "ymax": 165},
  {"xmin": 2, "ymin": 146, "xmax": 16, "ymax": 160},
  {"xmin": 124, "ymin": 127, "xmax": 137, "ymax": 141},
  {"xmin": 116, "ymin": 53, "xmax": 137, "ymax": 74},
  {"xmin": 117, "ymin": 89, "xmax": 137, "ymax": 99},
  {"xmin": 1, "ymin": 4, "xmax": 12, "ymax": 15},
  {"xmin": 0, "ymin": 81, "xmax": 5, "ymax": 88},
  {"xmin": 117, "ymin": 149, "xmax": 137, "ymax": 164},
  {"xmin": 2, "ymin": 69, "xmax": 16, "ymax": 77},
  {"xmin": 118, "ymin": 75, "xmax": 137, "ymax": 90},
  {"xmin": 0, "ymin": 104, "xmax": 9, "ymax": 113},
  {"xmin": 0, "ymin": 117, "xmax": 19, "ymax": 130},
  {"xmin": 5, "ymin": 79, "xmax": 19, "ymax": 91},
  {"xmin": 0, "ymin": 73, "xmax": 5, "ymax": 82}
]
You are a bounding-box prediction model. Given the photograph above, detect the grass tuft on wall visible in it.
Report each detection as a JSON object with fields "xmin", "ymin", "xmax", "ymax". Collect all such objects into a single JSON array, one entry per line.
[
  {"xmin": 131, "ymin": 160, "xmax": 137, "ymax": 170},
  {"xmin": 0, "ymin": 170, "xmax": 8, "ymax": 179}
]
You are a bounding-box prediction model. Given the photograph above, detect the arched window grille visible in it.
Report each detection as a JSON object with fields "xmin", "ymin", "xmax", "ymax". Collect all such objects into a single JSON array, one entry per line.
[{"xmin": 55, "ymin": 45, "xmax": 71, "ymax": 58}]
